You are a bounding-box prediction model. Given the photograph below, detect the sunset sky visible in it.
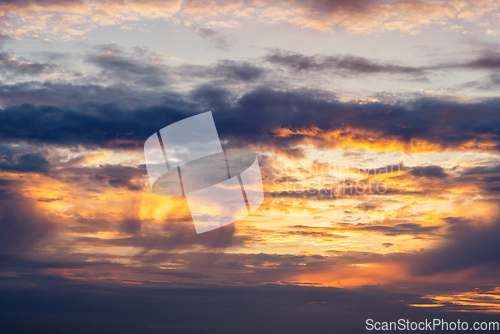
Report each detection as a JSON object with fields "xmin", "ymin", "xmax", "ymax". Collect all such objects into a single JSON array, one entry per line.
[{"xmin": 1, "ymin": 1, "xmax": 500, "ymax": 333}]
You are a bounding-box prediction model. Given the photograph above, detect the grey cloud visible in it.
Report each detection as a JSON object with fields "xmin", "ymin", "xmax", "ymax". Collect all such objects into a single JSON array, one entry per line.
[
  {"xmin": 0, "ymin": 191, "xmax": 54, "ymax": 255},
  {"xmin": 265, "ymin": 50, "xmax": 426, "ymax": 78},
  {"xmin": 355, "ymin": 202, "xmax": 380, "ymax": 211},
  {"xmin": 336, "ymin": 222, "xmax": 442, "ymax": 237},
  {"xmin": 0, "ymin": 52, "xmax": 55, "ymax": 77},
  {"xmin": 186, "ymin": 24, "xmax": 232, "ymax": 51},
  {"xmin": 409, "ymin": 165, "xmax": 448, "ymax": 179},
  {"xmin": 0, "ymin": 152, "xmax": 50, "ymax": 173},
  {"xmin": 463, "ymin": 163, "xmax": 500, "ymax": 175},
  {"xmin": 211, "ymin": 60, "xmax": 263, "ymax": 82},
  {"xmin": 461, "ymin": 73, "xmax": 500, "ymax": 91},
  {"xmin": 86, "ymin": 46, "xmax": 170, "ymax": 87},
  {"xmin": 56, "ymin": 164, "xmax": 146, "ymax": 191},
  {"xmin": 465, "ymin": 51, "xmax": 500, "ymax": 69},
  {"xmin": 412, "ymin": 217, "xmax": 500, "ymax": 276},
  {"xmin": 75, "ymin": 222, "xmax": 250, "ymax": 253}
]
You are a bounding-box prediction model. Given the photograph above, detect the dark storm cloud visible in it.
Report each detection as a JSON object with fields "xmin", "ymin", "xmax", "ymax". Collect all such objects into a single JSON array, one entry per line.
[
  {"xmin": 211, "ymin": 60, "xmax": 263, "ymax": 82},
  {"xmin": 0, "ymin": 191, "xmax": 54, "ymax": 255},
  {"xmin": 0, "ymin": 102, "xmax": 195, "ymax": 148},
  {"xmin": 409, "ymin": 165, "xmax": 448, "ymax": 179},
  {"xmin": 70, "ymin": 164, "xmax": 145, "ymax": 191},
  {"xmin": 1, "ymin": 86, "xmax": 500, "ymax": 155},
  {"xmin": 212, "ymin": 88, "xmax": 500, "ymax": 156},
  {"xmin": 265, "ymin": 50, "xmax": 425, "ymax": 78},
  {"xmin": 0, "ymin": 81, "xmax": 172, "ymax": 108},
  {"xmin": 0, "ymin": 143, "xmax": 37, "ymax": 157},
  {"xmin": 190, "ymin": 83, "xmax": 232, "ymax": 110},
  {"xmin": 175, "ymin": 60, "xmax": 264, "ymax": 83},
  {"xmin": 412, "ymin": 217, "xmax": 500, "ymax": 276},
  {"xmin": 1, "ymin": 40, "xmax": 500, "ymax": 154},
  {"xmin": 462, "ymin": 163, "xmax": 500, "ymax": 175},
  {"xmin": 0, "ymin": 152, "xmax": 50, "ymax": 172},
  {"xmin": 0, "ymin": 48, "xmax": 264, "ymax": 107},
  {"xmin": 457, "ymin": 163, "xmax": 500, "ymax": 195}
]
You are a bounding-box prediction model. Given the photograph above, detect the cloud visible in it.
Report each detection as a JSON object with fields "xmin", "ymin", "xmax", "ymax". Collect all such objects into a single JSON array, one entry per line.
[
  {"xmin": 465, "ymin": 51, "xmax": 500, "ymax": 69},
  {"xmin": 462, "ymin": 73, "xmax": 500, "ymax": 90},
  {"xmin": 0, "ymin": 1, "xmax": 499, "ymax": 331},
  {"xmin": 335, "ymin": 221, "xmax": 443, "ymax": 237},
  {"xmin": 282, "ymin": 224, "xmax": 348, "ymax": 238},
  {"xmin": 1, "ymin": 85, "xmax": 500, "ymax": 156},
  {"xmin": 412, "ymin": 217, "xmax": 500, "ymax": 276},
  {"xmin": 210, "ymin": 60, "xmax": 263, "ymax": 82},
  {"xmin": 463, "ymin": 163, "xmax": 500, "ymax": 175},
  {"xmin": 0, "ymin": 81, "xmax": 170, "ymax": 109},
  {"xmin": 265, "ymin": 50, "xmax": 426, "ymax": 79},
  {"xmin": 357, "ymin": 164, "xmax": 403, "ymax": 175},
  {"xmin": 355, "ymin": 202, "xmax": 380, "ymax": 211},
  {"xmin": 205, "ymin": 19, "xmax": 241, "ymax": 29},
  {"xmin": 265, "ymin": 49, "xmax": 500, "ymax": 82},
  {"xmin": 0, "ymin": 152, "xmax": 50, "ymax": 173},
  {"xmin": 212, "ymin": 88, "xmax": 500, "ymax": 155},
  {"xmin": 0, "ymin": 33, "xmax": 11, "ymax": 44},
  {"xmin": 0, "ymin": 190, "xmax": 54, "ymax": 255},
  {"xmin": 258, "ymin": 0, "xmax": 500, "ymax": 34},
  {"xmin": 0, "ymin": 0, "xmax": 496, "ymax": 41},
  {"xmin": 76, "ymin": 222, "xmax": 250, "ymax": 255},
  {"xmin": 64, "ymin": 164, "xmax": 146, "ymax": 191},
  {"xmin": 0, "ymin": 0, "xmax": 181, "ymax": 39},
  {"xmin": 183, "ymin": 22, "xmax": 233, "ymax": 50},
  {"xmin": 0, "ymin": 102, "xmax": 193, "ymax": 148},
  {"xmin": 86, "ymin": 44, "xmax": 170, "ymax": 87},
  {"xmin": 0, "ymin": 52, "xmax": 55, "ymax": 77},
  {"xmin": 409, "ymin": 165, "xmax": 448, "ymax": 178}
]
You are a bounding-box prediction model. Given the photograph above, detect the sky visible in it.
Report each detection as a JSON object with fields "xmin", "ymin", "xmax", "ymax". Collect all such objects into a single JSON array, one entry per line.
[{"xmin": 1, "ymin": 0, "xmax": 500, "ymax": 333}]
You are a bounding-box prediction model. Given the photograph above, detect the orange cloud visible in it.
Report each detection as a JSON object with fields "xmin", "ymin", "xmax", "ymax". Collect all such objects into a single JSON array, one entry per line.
[
  {"xmin": 0, "ymin": 0, "xmax": 498, "ymax": 40},
  {"xmin": 272, "ymin": 125, "xmax": 500, "ymax": 154}
]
